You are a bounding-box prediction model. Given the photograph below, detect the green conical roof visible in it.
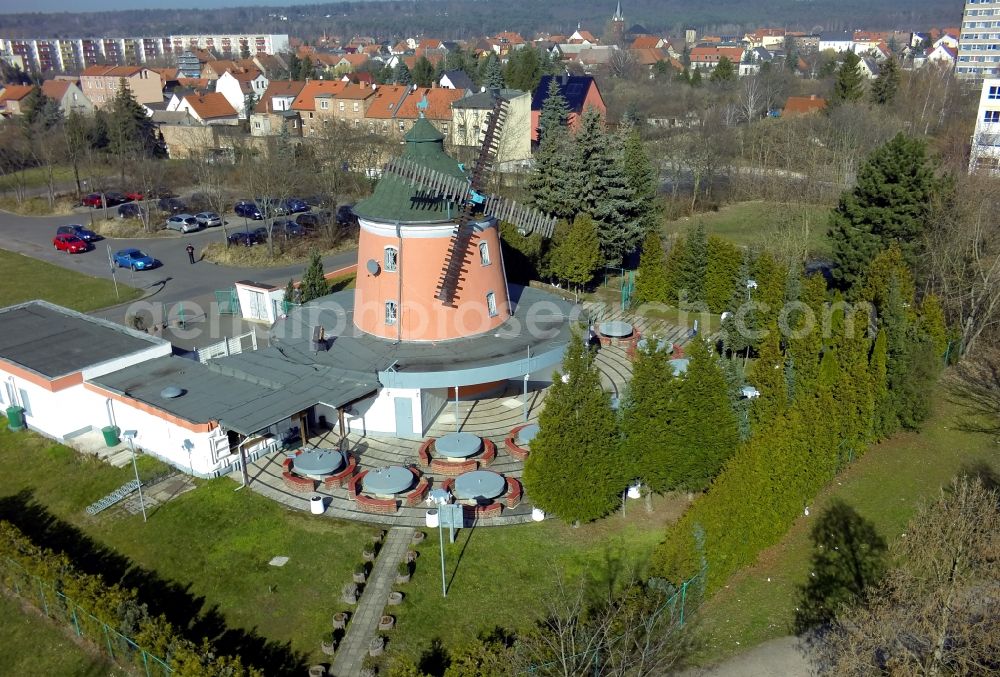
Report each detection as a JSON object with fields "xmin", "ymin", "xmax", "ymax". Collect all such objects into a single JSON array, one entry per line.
[{"xmin": 353, "ymin": 117, "xmax": 468, "ymax": 224}]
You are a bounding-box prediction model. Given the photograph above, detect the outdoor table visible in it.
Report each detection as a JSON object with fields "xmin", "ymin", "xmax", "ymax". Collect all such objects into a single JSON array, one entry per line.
[
  {"xmin": 363, "ymin": 466, "xmax": 414, "ymax": 497},
  {"xmin": 515, "ymin": 424, "xmax": 539, "ymax": 446},
  {"xmin": 453, "ymin": 470, "xmax": 506, "ymax": 502},
  {"xmin": 599, "ymin": 320, "xmax": 634, "ymax": 338},
  {"xmin": 636, "ymin": 336, "xmax": 670, "ymax": 352},
  {"xmin": 293, "ymin": 449, "xmax": 344, "ymax": 478},
  {"xmin": 434, "ymin": 432, "xmax": 482, "ymax": 459}
]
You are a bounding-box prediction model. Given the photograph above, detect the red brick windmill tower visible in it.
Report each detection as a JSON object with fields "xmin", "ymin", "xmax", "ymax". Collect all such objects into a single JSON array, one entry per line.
[{"xmin": 352, "ymin": 96, "xmax": 555, "ymax": 343}]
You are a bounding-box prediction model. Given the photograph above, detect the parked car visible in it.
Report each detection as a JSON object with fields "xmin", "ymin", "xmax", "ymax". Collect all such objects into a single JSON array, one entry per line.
[
  {"xmin": 165, "ymin": 214, "xmax": 202, "ymax": 233},
  {"xmin": 227, "ymin": 227, "xmax": 268, "ymax": 246},
  {"xmin": 234, "ymin": 200, "xmax": 264, "ymax": 220},
  {"xmin": 56, "ymin": 224, "xmax": 99, "ymax": 242},
  {"xmin": 53, "ymin": 233, "xmax": 90, "ymax": 253},
  {"xmin": 103, "ymin": 191, "xmax": 128, "ymax": 206},
  {"xmin": 337, "ymin": 204, "xmax": 357, "ymax": 227},
  {"xmin": 295, "ymin": 210, "xmax": 332, "ymax": 229},
  {"xmin": 117, "ymin": 203, "xmax": 143, "ymax": 219},
  {"xmin": 158, "ymin": 197, "xmax": 187, "ymax": 214},
  {"xmin": 273, "ymin": 219, "xmax": 306, "ymax": 238},
  {"xmin": 303, "ymin": 193, "xmax": 333, "ymax": 208},
  {"xmin": 280, "ymin": 197, "xmax": 310, "ymax": 214},
  {"xmin": 124, "ymin": 190, "xmax": 144, "ymax": 202},
  {"xmin": 82, "ymin": 192, "xmax": 126, "ymax": 208},
  {"xmin": 113, "ymin": 248, "xmax": 158, "ymax": 270},
  {"xmin": 195, "ymin": 211, "xmax": 222, "ymax": 228}
]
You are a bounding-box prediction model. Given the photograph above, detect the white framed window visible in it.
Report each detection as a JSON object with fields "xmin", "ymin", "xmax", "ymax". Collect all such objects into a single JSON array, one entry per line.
[
  {"xmin": 338, "ymin": 101, "xmax": 345, "ymax": 111},
  {"xmin": 353, "ymin": 101, "xmax": 360, "ymax": 112},
  {"xmin": 486, "ymin": 291, "xmax": 497, "ymax": 317},
  {"xmin": 384, "ymin": 246, "xmax": 398, "ymax": 271},
  {"xmin": 479, "ymin": 241, "xmax": 491, "ymax": 266},
  {"xmin": 385, "ymin": 300, "xmax": 398, "ymax": 325},
  {"xmin": 319, "ymin": 100, "xmax": 329, "ymax": 110}
]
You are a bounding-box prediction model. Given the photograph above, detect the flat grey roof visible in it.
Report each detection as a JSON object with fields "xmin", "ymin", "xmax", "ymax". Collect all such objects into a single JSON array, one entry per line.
[
  {"xmin": 270, "ymin": 285, "xmax": 577, "ymax": 386},
  {"xmin": 93, "ymin": 350, "xmax": 379, "ymax": 436},
  {"xmin": 0, "ymin": 301, "xmax": 167, "ymax": 379}
]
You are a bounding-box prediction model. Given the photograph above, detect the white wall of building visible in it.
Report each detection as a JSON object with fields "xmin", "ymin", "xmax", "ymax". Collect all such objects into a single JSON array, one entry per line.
[
  {"xmin": 969, "ymin": 78, "xmax": 1000, "ymax": 172},
  {"xmin": 344, "ymin": 386, "xmax": 423, "ymax": 436}
]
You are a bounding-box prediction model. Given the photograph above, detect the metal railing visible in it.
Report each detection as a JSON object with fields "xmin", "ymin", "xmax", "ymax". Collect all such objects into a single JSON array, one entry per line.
[{"xmin": 0, "ymin": 557, "xmax": 173, "ymax": 676}]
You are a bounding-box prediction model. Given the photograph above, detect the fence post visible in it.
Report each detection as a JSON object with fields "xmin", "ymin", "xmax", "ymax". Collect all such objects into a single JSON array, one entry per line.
[
  {"xmin": 71, "ymin": 605, "xmax": 81, "ymax": 636},
  {"xmin": 679, "ymin": 579, "xmax": 688, "ymax": 626},
  {"xmin": 142, "ymin": 648, "xmax": 151, "ymax": 677},
  {"xmin": 38, "ymin": 580, "xmax": 49, "ymax": 615},
  {"xmin": 104, "ymin": 623, "xmax": 115, "ymax": 659}
]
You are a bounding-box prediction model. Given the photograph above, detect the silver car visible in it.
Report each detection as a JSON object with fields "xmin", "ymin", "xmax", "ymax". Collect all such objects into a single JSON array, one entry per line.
[
  {"xmin": 195, "ymin": 211, "xmax": 222, "ymax": 227},
  {"xmin": 165, "ymin": 213, "xmax": 202, "ymax": 233}
]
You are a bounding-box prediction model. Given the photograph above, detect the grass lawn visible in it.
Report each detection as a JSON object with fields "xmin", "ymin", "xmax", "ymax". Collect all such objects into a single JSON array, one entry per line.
[
  {"xmin": 0, "ymin": 249, "xmax": 141, "ymax": 311},
  {"xmin": 0, "ymin": 165, "xmax": 75, "ymax": 192},
  {"xmin": 692, "ymin": 390, "xmax": 999, "ymax": 664},
  {"xmin": 384, "ymin": 493, "xmax": 690, "ymax": 663},
  {"xmin": 0, "ymin": 594, "xmax": 122, "ymax": 677},
  {"xmin": 0, "ymin": 426, "xmax": 376, "ymax": 671},
  {"xmin": 663, "ymin": 201, "xmax": 833, "ymax": 258}
]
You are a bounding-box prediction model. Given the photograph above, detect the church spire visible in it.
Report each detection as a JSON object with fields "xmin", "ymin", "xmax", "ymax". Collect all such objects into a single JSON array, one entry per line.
[{"xmin": 613, "ymin": 0, "xmax": 623, "ymax": 22}]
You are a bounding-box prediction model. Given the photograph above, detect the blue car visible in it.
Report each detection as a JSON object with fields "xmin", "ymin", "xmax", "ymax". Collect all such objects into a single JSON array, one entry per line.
[
  {"xmin": 113, "ymin": 248, "xmax": 158, "ymax": 270},
  {"xmin": 56, "ymin": 224, "xmax": 99, "ymax": 242},
  {"xmin": 281, "ymin": 197, "xmax": 310, "ymax": 214},
  {"xmin": 234, "ymin": 200, "xmax": 264, "ymax": 220}
]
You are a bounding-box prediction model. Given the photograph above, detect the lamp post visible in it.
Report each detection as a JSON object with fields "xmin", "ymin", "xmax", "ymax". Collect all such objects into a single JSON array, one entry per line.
[
  {"xmin": 121, "ymin": 430, "xmax": 147, "ymax": 522},
  {"xmin": 428, "ymin": 489, "xmax": 451, "ymax": 598},
  {"xmin": 744, "ymin": 279, "xmax": 758, "ymax": 369}
]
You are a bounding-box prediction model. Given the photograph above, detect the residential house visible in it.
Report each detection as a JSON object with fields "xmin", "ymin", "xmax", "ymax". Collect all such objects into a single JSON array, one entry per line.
[
  {"xmin": 568, "ymin": 29, "xmax": 599, "ymax": 45},
  {"xmin": 689, "ymin": 45, "xmax": 746, "ymax": 73},
  {"xmin": 176, "ymin": 92, "xmax": 239, "ymax": 125},
  {"xmin": 631, "ymin": 35, "xmax": 668, "ymax": 50},
  {"xmin": 934, "ymin": 33, "xmax": 959, "ymax": 51},
  {"xmin": 0, "ymin": 84, "xmax": 33, "ymax": 116},
  {"xmin": 818, "ymin": 31, "xmax": 856, "ymax": 53},
  {"xmin": 215, "ymin": 68, "xmax": 269, "ymax": 119},
  {"xmin": 393, "ymin": 86, "xmax": 465, "ymax": 139},
  {"xmin": 744, "ymin": 28, "xmax": 786, "ymax": 49},
  {"xmin": 177, "ymin": 50, "xmax": 203, "ymax": 78},
  {"xmin": 324, "ymin": 83, "xmax": 377, "ymax": 130},
  {"xmin": 491, "ymin": 31, "xmax": 527, "ymax": 57},
  {"xmin": 969, "ymin": 78, "xmax": 1000, "ymax": 172},
  {"xmin": 201, "ymin": 59, "xmax": 249, "ymax": 80},
  {"xmin": 361, "ymin": 83, "xmax": 410, "ymax": 136},
  {"xmin": 574, "ymin": 46, "xmax": 617, "ymax": 71},
  {"xmin": 439, "ymin": 69, "xmax": 475, "ymax": 91},
  {"xmin": 335, "ymin": 53, "xmax": 370, "ymax": 73},
  {"xmin": 291, "ymin": 79, "xmax": 347, "ymax": 136},
  {"xmin": 530, "ymin": 74, "xmax": 605, "ymax": 142},
  {"xmin": 80, "ymin": 65, "xmax": 163, "ymax": 107},
  {"xmin": 249, "ymin": 79, "xmax": 304, "ymax": 136},
  {"xmin": 857, "ymin": 57, "xmax": 880, "ymax": 79},
  {"xmin": 342, "ymin": 72, "xmax": 376, "ymax": 87},
  {"xmin": 252, "ymin": 53, "xmax": 289, "ymax": 79},
  {"xmin": 451, "ymin": 88, "xmax": 531, "ymax": 167},
  {"xmin": 782, "ymin": 94, "xmax": 826, "ymax": 116},
  {"xmin": 739, "ymin": 46, "xmax": 777, "ymax": 76},
  {"xmin": 41, "ymin": 79, "xmax": 93, "ymax": 115},
  {"xmin": 788, "ymin": 33, "xmax": 820, "ymax": 54},
  {"xmin": 921, "ymin": 44, "xmax": 957, "ymax": 68}
]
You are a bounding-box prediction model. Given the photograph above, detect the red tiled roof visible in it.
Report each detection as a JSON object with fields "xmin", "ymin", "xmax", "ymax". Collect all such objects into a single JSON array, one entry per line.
[
  {"xmin": 0, "ymin": 84, "xmax": 34, "ymax": 103},
  {"xmin": 631, "ymin": 36, "xmax": 661, "ymax": 49},
  {"xmin": 81, "ymin": 65, "xmax": 145, "ymax": 77},
  {"xmin": 253, "ymin": 80, "xmax": 305, "ymax": 113},
  {"xmin": 339, "ymin": 53, "xmax": 369, "ymax": 69},
  {"xmin": 690, "ymin": 46, "xmax": 744, "ymax": 63},
  {"xmin": 183, "ymin": 92, "xmax": 237, "ymax": 119},
  {"xmin": 631, "ymin": 48, "xmax": 670, "ymax": 66},
  {"xmin": 177, "ymin": 77, "xmax": 211, "ymax": 90},
  {"xmin": 335, "ymin": 83, "xmax": 376, "ymax": 100},
  {"xmin": 363, "ymin": 84, "xmax": 410, "ymax": 119},
  {"xmin": 41, "ymin": 80, "xmax": 69, "ymax": 100},
  {"xmin": 394, "ymin": 87, "xmax": 464, "ymax": 120},
  {"xmin": 291, "ymin": 80, "xmax": 347, "ymax": 111},
  {"xmin": 783, "ymin": 95, "xmax": 826, "ymax": 116}
]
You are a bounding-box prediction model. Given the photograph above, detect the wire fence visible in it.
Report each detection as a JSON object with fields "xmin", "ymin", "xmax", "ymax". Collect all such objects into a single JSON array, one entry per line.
[
  {"xmin": 0, "ymin": 557, "xmax": 173, "ymax": 676},
  {"xmin": 520, "ymin": 564, "xmax": 708, "ymax": 675}
]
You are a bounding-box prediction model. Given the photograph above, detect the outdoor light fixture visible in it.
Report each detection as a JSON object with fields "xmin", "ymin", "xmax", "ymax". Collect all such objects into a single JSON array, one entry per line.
[{"xmin": 121, "ymin": 430, "xmax": 147, "ymax": 523}]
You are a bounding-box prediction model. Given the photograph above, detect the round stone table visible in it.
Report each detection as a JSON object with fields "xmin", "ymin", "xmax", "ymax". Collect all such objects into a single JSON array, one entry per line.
[
  {"xmin": 293, "ymin": 449, "xmax": 344, "ymax": 478},
  {"xmin": 599, "ymin": 320, "xmax": 634, "ymax": 338},
  {"xmin": 453, "ymin": 470, "xmax": 506, "ymax": 501},
  {"xmin": 364, "ymin": 466, "xmax": 414, "ymax": 497},
  {"xmin": 515, "ymin": 423, "xmax": 539, "ymax": 446},
  {"xmin": 435, "ymin": 432, "xmax": 482, "ymax": 458}
]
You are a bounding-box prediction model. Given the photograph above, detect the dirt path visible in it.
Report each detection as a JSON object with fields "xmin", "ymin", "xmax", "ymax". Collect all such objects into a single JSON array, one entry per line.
[{"xmin": 677, "ymin": 636, "xmax": 817, "ymax": 677}]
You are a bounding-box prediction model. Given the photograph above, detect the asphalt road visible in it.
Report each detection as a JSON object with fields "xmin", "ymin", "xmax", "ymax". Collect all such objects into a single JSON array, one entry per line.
[{"xmin": 0, "ymin": 206, "xmax": 358, "ymax": 348}]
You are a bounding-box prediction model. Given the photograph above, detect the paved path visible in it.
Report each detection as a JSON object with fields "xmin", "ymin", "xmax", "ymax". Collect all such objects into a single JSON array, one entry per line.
[
  {"xmin": 677, "ymin": 636, "xmax": 817, "ymax": 677},
  {"xmin": 331, "ymin": 526, "xmax": 414, "ymax": 677}
]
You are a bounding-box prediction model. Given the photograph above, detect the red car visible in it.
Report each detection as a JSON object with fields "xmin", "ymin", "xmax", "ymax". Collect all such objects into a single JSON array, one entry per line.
[
  {"xmin": 53, "ymin": 233, "xmax": 89, "ymax": 253},
  {"xmin": 81, "ymin": 192, "xmax": 104, "ymax": 208},
  {"xmin": 124, "ymin": 191, "xmax": 144, "ymax": 201}
]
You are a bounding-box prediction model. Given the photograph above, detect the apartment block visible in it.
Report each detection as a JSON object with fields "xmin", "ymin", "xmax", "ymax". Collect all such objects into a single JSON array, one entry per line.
[
  {"xmin": 958, "ymin": 0, "xmax": 1000, "ymax": 80},
  {"xmin": 969, "ymin": 78, "xmax": 1000, "ymax": 171}
]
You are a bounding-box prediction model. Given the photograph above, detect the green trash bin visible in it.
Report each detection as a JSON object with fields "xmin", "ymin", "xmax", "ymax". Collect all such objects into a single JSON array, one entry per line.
[
  {"xmin": 5, "ymin": 406, "xmax": 25, "ymax": 432},
  {"xmin": 101, "ymin": 425, "xmax": 121, "ymax": 447}
]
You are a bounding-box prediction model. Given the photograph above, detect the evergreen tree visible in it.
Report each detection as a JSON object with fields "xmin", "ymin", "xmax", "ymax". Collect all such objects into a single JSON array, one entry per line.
[
  {"xmin": 677, "ymin": 223, "xmax": 707, "ymax": 305},
  {"xmin": 671, "ymin": 339, "xmax": 740, "ymax": 489},
  {"xmin": 90, "ymin": 108, "xmax": 110, "ymax": 150},
  {"xmin": 283, "ymin": 278, "xmax": 297, "ymax": 310},
  {"xmin": 620, "ymin": 340, "xmax": 681, "ymax": 492},
  {"xmin": 869, "ymin": 56, "xmax": 900, "ymax": 105},
  {"xmin": 548, "ymin": 214, "xmax": 602, "ymax": 294},
  {"xmin": 710, "ymin": 57, "xmax": 736, "ymax": 83},
  {"xmin": 527, "ymin": 79, "xmax": 576, "ymax": 220},
  {"xmin": 690, "ymin": 68, "xmax": 702, "ymax": 86},
  {"xmin": 621, "ymin": 126, "xmax": 659, "ymax": 233},
  {"xmin": 828, "ymin": 134, "xmax": 937, "ymax": 290},
  {"xmin": 411, "ymin": 56, "xmax": 435, "ymax": 87},
  {"xmin": 108, "ymin": 80, "xmax": 162, "ymax": 182},
  {"xmin": 632, "ymin": 230, "xmax": 669, "ymax": 305},
  {"xmin": 523, "ymin": 333, "xmax": 620, "ymax": 523},
  {"xmin": 299, "ymin": 250, "xmax": 329, "ymax": 303},
  {"xmin": 918, "ymin": 293, "xmax": 949, "ymax": 361},
  {"xmin": 503, "ymin": 47, "xmax": 542, "ymax": 91},
  {"xmin": 870, "ymin": 328, "xmax": 893, "ymax": 438},
  {"xmin": 392, "ymin": 61, "xmax": 413, "ymax": 86},
  {"xmin": 748, "ymin": 331, "xmax": 788, "ymax": 427},
  {"xmin": 589, "ymin": 127, "xmax": 644, "ymax": 264},
  {"xmin": 720, "ymin": 250, "xmax": 754, "ymax": 357},
  {"xmin": 663, "ymin": 236, "xmax": 687, "ymax": 306},
  {"xmin": 832, "ymin": 52, "xmax": 864, "ymax": 104},
  {"xmin": 20, "ymin": 85, "xmax": 61, "ymax": 130},
  {"xmin": 480, "ymin": 53, "xmax": 505, "ymax": 89},
  {"xmin": 288, "ymin": 53, "xmax": 302, "ymax": 80},
  {"xmin": 705, "ymin": 236, "xmax": 742, "ymax": 313}
]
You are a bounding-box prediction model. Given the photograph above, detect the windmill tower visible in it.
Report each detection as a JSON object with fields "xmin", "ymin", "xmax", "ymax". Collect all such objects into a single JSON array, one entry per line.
[{"xmin": 351, "ymin": 96, "xmax": 555, "ymax": 343}]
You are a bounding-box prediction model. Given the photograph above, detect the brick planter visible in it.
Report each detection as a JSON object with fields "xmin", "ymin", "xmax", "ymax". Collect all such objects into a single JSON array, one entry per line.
[{"xmin": 378, "ymin": 614, "xmax": 395, "ymax": 631}]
